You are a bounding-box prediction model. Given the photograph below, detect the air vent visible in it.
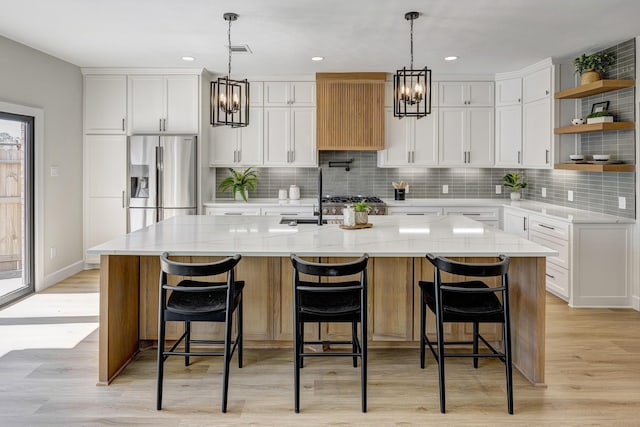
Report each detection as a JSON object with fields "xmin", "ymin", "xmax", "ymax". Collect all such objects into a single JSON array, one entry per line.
[{"xmin": 229, "ymin": 45, "xmax": 252, "ymax": 54}]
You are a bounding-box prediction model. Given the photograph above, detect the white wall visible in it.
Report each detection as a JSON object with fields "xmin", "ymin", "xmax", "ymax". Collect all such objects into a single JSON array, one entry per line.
[{"xmin": 0, "ymin": 35, "xmax": 83, "ymax": 290}]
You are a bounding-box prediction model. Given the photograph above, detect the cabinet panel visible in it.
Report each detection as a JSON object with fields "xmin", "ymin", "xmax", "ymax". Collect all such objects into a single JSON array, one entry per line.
[
  {"xmin": 264, "ymin": 82, "xmax": 315, "ymax": 107},
  {"xmin": 204, "ymin": 207, "xmax": 261, "ymax": 215},
  {"xmin": 263, "ymin": 108, "xmax": 290, "ymax": 165},
  {"xmin": 378, "ymin": 107, "xmax": 410, "ymax": 166},
  {"xmin": 523, "ymin": 67, "xmax": 551, "ymax": 103},
  {"xmin": 503, "ymin": 209, "xmax": 528, "ymax": 238},
  {"xmin": 291, "ymin": 82, "xmax": 316, "ymax": 106},
  {"xmin": 496, "ymin": 78, "xmax": 522, "ymax": 106},
  {"xmin": 85, "ymin": 198, "xmax": 126, "ymax": 263},
  {"xmin": 523, "ymin": 97, "xmax": 552, "ymax": 167},
  {"xmin": 412, "ymin": 108, "xmax": 438, "ymax": 165},
  {"xmin": 129, "ymin": 75, "xmax": 164, "ymax": 133},
  {"xmin": 439, "ymin": 82, "xmax": 467, "ymax": 106},
  {"xmin": 165, "ymin": 75, "xmax": 198, "ymax": 133},
  {"xmin": 84, "ymin": 75, "xmax": 127, "ymax": 134},
  {"xmin": 290, "ymin": 107, "xmax": 316, "ymax": 166},
  {"xmin": 467, "ymin": 108, "xmax": 494, "ymax": 166},
  {"xmin": 209, "ymin": 124, "xmax": 239, "ymax": 165},
  {"xmin": 467, "ymin": 81, "xmax": 494, "ymax": 106},
  {"xmin": 495, "ymin": 105, "xmax": 522, "ymax": 167},
  {"xmin": 86, "ymin": 135, "xmax": 127, "ymax": 197},
  {"xmin": 544, "ymin": 262, "xmax": 569, "ymax": 301},
  {"xmin": 438, "ymin": 108, "xmax": 466, "ymax": 165},
  {"xmin": 370, "ymin": 258, "xmax": 413, "ymax": 341},
  {"xmin": 238, "ymin": 107, "xmax": 264, "ymax": 165}
]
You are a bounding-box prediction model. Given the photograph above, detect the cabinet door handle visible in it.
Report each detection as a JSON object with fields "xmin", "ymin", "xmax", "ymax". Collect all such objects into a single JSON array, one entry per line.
[
  {"xmin": 224, "ymin": 212, "xmax": 242, "ymax": 215},
  {"xmin": 518, "ymin": 98, "xmax": 521, "ymax": 103},
  {"xmin": 545, "ymin": 90, "xmax": 549, "ymax": 95},
  {"xmin": 545, "ymin": 273, "xmax": 555, "ymax": 279},
  {"xmin": 238, "ymin": 150, "xmax": 241, "ymax": 163},
  {"xmin": 122, "ymin": 118, "xmax": 125, "ymax": 132},
  {"xmin": 539, "ymin": 223, "xmax": 556, "ymax": 231},
  {"xmin": 546, "ymin": 149, "xmax": 550, "ymax": 164},
  {"xmin": 463, "ymin": 213, "xmax": 481, "ymax": 216},
  {"xmin": 163, "ymin": 118, "xmax": 166, "ymax": 132},
  {"xmin": 517, "ymin": 151, "xmax": 521, "ymax": 164},
  {"xmin": 122, "ymin": 190, "xmax": 125, "ymax": 208},
  {"xmin": 233, "ymin": 150, "xmax": 237, "ymax": 163},
  {"xmin": 159, "ymin": 118, "xmax": 162, "ymax": 132},
  {"xmin": 290, "ymin": 150, "xmax": 294, "ymax": 163},
  {"xmin": 408, "ymin": 152, "xmax": 411, "ymax": 163},
  {"xmin": 523, "ymin": 217, "xmax": 527, "ymax": 231}
]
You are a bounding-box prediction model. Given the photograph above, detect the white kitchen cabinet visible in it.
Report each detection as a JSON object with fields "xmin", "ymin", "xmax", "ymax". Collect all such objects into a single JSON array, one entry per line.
[
  {"xmin": 495, "ymin": 104, "xmax": 523, "ymax": 167},
  {"xmin": 387, "ymin": 206, "xmax": 442, "ymax": 216},
  {"xmin": 502, "ymin": 208, "xmax": 529, "ymax": 239},
  {"xmin": 264, "ymin": 106, "xmax": 316, "ymax": 167},
  {"xmin": 205, "ymin": 206, "xmax": 261, "ymax": 216},
  {"xmin": 522, "ymin": 96, "xmax": 552, "ymax": 168},
  {"xmin": 129, "ymin": 74, "xmax": 199, "ymax": 134},
  {"xmin": 378, "ymin": 107, "xmax": 438, "ymax": 167},
  {"xmin": 439, "ymin": 107, "xmax": 494, "ymax": 167},
  {"xmin": 84, "ymin": 75, "xmax": 127, "ymax": 134},
  {"xmin": 250, "ymin": 81, "xmax": 264, "ymax": 106},
  {"xmin": 264, "ymin": 81, "xmax": 315, "ymax": 107},
  {"xmin": 443, "ymin": 206, "xmax": 500, "ymax": 228},
  {"xmin": 209, "ymin": 107, "xmax": 263, "ymax": 166},
  {"xmin": 439, "ymin": 81, "xmax": 494, "ymax": 107},
  {"xmin": 84, "ymin": 134, "xmax": 127, "ymax": 264},
  {"xmin": 495, "ymin": 77, "xmax": 522, "ymax": 107},
  {"xmin": 523, "ymin": 67, "xmax": 551, "ymax": 103},
  {"xmin": 261, "ymin": 206, "xmax": 314, "ymax": 216}
]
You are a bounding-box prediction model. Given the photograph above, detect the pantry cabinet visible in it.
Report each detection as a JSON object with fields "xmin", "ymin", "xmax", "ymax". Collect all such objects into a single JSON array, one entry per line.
[
  {"xmin": 128, "ymin": 74, "xmax": 199, "ymax": 134},
  {"xmin": 84, "ymin": 75, "xmax": 127, "ymax": 134}
]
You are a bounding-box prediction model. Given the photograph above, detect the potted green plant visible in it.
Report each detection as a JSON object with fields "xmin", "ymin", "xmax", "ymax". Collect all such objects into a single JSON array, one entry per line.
[
  {"xmin": 350, "ymin": 199, "xmax": 371, "ymax": 224},
  {"xmin": 217, "ymin": 167, "xmax": 258, "ymax": 201},
  {"xmin": 586, "ymin": 110, "xmax": 614, "ymax": 124},
  {"xmin": 503, "ymin": 172, "xmax": 527, "ymax": 201},
  {"xmin": 573, "ymin": 52, "xmax": 615, "ymax": 85}
]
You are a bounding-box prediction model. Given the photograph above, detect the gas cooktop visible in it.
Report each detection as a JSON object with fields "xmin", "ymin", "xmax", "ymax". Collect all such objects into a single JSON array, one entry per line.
[{"xmin": 322, "ymin": 195, "xmax": 385, "ymax": 204}]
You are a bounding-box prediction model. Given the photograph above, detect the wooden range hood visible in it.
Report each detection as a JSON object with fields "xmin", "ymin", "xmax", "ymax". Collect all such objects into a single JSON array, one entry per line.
[{"xmin": 316, "ymin": 72, "xmax": 386, "ymax": 151}]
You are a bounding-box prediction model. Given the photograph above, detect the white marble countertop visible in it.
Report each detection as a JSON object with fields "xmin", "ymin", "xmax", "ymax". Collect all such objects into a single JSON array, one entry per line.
[
  {"xmin": 88, "ymin": 214, "xmax": 557, "ymax": 258},
  {"xmin": 204, "ymin": 198, "xmax": 634, "ymax": 224}
]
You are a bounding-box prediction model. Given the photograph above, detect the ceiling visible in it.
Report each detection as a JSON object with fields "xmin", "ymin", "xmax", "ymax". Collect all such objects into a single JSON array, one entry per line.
[{"xmin": 1, "ymin": 0, "xmax": 639, "ymax": 77}]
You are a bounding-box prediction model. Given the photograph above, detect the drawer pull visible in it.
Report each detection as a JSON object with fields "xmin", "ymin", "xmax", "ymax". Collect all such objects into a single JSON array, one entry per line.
[
  {"xmin": 545, "ymin": 273, "xmax": 555, "ymax": 279},
  {"xmin": 462, "ymin": 213, "xmax": 481, "ymax": 216},
  {"xmin": 224, "ymin": 212, "xmax": 242, "ymax": 215},
  {"xmin": 407, "ymin": 213, "xmax": 425, "ymax": 215},
  {"xmin": 539, "ymin": 224, "xmax": 556, "ymax": 231}
]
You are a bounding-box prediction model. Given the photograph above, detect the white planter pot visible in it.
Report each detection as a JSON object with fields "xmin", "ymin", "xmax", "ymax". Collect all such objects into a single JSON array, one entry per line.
[
  {"xmin": 586, "ymin": 116, "xmax": 614, "ymax": 124},
  {"xmin": 343, "ymin": 207, "xmax": 356, "ymax": 226},
  {"xmin": 510, "ymin": 192, "xmax": 521, "ymax": 201},
  {"xmin": 234, "ymin": 188, "xmax": 248, "ymax": 201},
  {"xmin": 355, "ymin": 211, "xmax": 368, "ymax": 225}
]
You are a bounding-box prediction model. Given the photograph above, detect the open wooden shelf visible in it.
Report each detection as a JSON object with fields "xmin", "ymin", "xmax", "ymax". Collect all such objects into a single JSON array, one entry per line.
[
  {"xmin": 554, "ymin": 122, "xmax": 635, "ymax": 134},
  {"xmin": 554, "ymin": 163, "xmax": 635, "ymax": 172},
  {"xmin": 554, "ymin": 79, "xmax": 635, "ymax": 99}
]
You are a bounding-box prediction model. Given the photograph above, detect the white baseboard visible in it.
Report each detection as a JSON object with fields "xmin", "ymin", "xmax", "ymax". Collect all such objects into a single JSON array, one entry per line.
[
  {"xmin": 38, "ymin": 260, "xmax": 85, "ymax": 291},
  {"xmin": 632, "ymin": 295, "xmax": 640, "ymax": 311}
]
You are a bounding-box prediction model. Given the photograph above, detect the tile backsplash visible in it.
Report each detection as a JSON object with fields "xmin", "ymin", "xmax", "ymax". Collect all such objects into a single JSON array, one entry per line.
[{"xmin": 215, "ymin": 39, "xmax": 635, "ymax": 219}]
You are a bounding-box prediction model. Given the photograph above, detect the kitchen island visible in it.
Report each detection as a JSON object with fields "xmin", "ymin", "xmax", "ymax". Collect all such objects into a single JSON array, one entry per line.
[{"xmin": 88, "ymin": 214, "xmax": 556, "ymax": 387}]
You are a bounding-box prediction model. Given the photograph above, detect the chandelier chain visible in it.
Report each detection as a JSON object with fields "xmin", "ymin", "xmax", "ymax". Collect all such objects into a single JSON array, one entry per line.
[
  {"xmin": 227, "ymin": 17, "xmax": 232, "ymax": 78},
  {"xmin": 410, "ymin": 15, "xmax": 414, "ymax": 70}
]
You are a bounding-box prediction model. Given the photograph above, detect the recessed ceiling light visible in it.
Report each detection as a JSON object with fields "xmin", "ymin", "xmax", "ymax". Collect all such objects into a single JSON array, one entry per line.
[
  {"xmin": 311, "ymin": 56, "xmax": 324, "ymax": 61},
  {"xmin": 444, "ymin": 56, "xmax": 458, "ymax": 61},
  {"xmin": 182, "ymin": 56, "xmax": 195, "ymax": 62}
]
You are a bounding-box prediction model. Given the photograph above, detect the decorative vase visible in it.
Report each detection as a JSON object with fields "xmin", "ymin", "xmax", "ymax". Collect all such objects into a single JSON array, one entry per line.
[
  {"xmin": 510, "ymin": 192, "xmax": 521, "ymax": 201},
  {"xmin": 234, "ymin": 188, "xmax": 248, "ymax": 201},
  {"xmin": 580, "ymin": 70, "xmax": 601, "ymax": 85},
  {"xmin": 586, "ymin": 116, "xmax": 614, "ymax": 124},
  {"xmin": 343, "ymin": 207, "xmax": 356, "ymax": 227},
  {"xmin": 355, "ymin": 211, "xmax": 368, "ymax": 225}
]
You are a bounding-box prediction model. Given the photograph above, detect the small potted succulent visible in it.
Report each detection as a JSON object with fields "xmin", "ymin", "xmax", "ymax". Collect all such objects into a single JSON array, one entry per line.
[
  {"xmin": 217, "ymin": 167, "xmax": 258, "ymax": 201},
  {"xmin": 586, "ymin": 110, "xmax": 614, "ymax": 124},
  {"xmin": 503, "ymin": 172, "xmax": 527, "ymax": 201},
  {"xmin": 350, "ymin": 199, "xmax": 371, "ymax": 224},
  {"xmin": 573, "ymin": 52, "xmax": 615, "ymax": 85}
]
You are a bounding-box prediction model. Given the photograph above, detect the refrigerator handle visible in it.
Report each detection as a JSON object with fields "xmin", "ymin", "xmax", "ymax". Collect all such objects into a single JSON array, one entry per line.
[{"xmin": 156, "ymin": 145, "xmax": 163, "ymax": 216}]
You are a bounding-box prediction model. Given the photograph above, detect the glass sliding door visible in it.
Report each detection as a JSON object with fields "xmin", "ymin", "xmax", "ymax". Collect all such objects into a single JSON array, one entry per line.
[{"xmin": 0, "ymin": 111, "xmax": 34, "ymax": 307}]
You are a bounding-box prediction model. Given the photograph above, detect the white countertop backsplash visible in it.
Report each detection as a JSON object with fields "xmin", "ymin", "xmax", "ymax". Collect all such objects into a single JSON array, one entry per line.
[{"xmin": 205, "ymin": 198, "xmax": 634, "ymax": 224}]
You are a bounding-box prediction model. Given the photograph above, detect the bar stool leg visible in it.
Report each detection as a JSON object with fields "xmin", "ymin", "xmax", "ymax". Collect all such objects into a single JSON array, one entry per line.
[
  {"xmin": 184, "ymin": 321, "xmax": 191, "ymax": 367},
  {"xmin": 473, "ymin": 322, "xmax": 479, "ymax": 369}
]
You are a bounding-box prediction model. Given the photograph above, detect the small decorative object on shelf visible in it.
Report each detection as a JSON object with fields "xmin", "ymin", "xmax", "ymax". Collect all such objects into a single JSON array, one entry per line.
[
  {"xmin": 503, "ymin": 172, "xmax": 527, "ymax": 201},
  {"xmin": 350, "ymin": 199, "xmax": 371, "ymax": 224},
  {"xmin": 586, "ymin": 110, "xmax": 614, "ymax": 124},
  {"xmin": 217, "ymin": 167, "xmax": 258, "ymax": 201},
  {"xmin": 571, "ymin": 118, "xmax": 585, "ymax": 125},
  {"xmin": 573, "ymin": 52, "xmax": 615, "ymax": 85}
]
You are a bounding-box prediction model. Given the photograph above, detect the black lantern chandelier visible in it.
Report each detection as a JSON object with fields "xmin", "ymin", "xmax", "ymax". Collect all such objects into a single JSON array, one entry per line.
[
  {"xmin": 394, "ymin": 11, "xmax": 431, "ymax": 119},
  {"xmin": 211, "ymin": 12, "xmax": 250, "ymax": 127}
]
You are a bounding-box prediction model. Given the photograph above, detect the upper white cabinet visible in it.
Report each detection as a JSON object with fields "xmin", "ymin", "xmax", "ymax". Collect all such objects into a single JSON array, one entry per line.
[
  {"xmin": 523, "ymin": 65, "xmax": 552, "ymax": 168},
  {"xmin": 264, "ymin": 106, "xmax": 316, "ymax": 166},
  {"xmin": 523, "ymin": 67, "xmax": 552, "ymax": 103},
  {"xmin": 495, "ymin": 77, "xmax": 522, "ymax": 106},
  {"xmin": 378, "ymin": 107, "xmax": 438, "ymax": 167},
  {"xmin": 495, "ymin": 77, "xmax": 523, "ymax": 167},
  {"xmin": 439, "ymin": 81, "xmax": 494, "ymax": 107},
  {"xmin": 84, "ymin": 75, "xmax": 127, "ymax": 134},
  {"xmin": 439, "ymin": 107, "xmax": 494, "ymax": 166},
  {"xmin": 264, "ymin": 82, "xmax": 316, "ymax": 107},
  {"xmin": 129, "ymin": 74, "xmax": 199, "ymax": 134},
  {"xmin": 209, "ymin": 107, "xmax": 263, "ymax": 166}
]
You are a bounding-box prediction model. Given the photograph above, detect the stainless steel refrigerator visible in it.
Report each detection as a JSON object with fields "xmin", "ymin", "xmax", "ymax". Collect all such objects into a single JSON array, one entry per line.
[{"xmin": 128, "ymin": 135, "xmax": 197, "ymax": 232}]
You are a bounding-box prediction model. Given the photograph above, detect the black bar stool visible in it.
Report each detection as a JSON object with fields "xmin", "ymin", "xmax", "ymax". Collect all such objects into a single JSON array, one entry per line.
[
  {"xmin": 290, "ymin": 254, "xmax": 369, "ymax": 413},
  {"xmin": 157, "ymin": 253, "xmax": 244, "ymax": 413},
  {"xmin": 418, "ymin": 254, "xmax": 513, "ymax": 414}
]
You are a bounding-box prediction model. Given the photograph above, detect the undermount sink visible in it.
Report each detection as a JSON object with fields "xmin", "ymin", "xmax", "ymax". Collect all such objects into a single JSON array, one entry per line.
[{"xmin": 279, "ymin": 218, "xmax": 328, "ymax": 225}]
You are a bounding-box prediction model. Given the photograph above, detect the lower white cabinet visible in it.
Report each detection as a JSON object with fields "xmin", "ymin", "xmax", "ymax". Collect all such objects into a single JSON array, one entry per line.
[
  {"xmin": 205, "ymin": 206, "xmax": 261, "ymax": 216},
  {"xmin": 261, "ymin": 206, "xmax": 314, "ymax": 216},
  {"xmin": 443, "ymin": 207, "xmax": 500, "ymax": 228},
  {"xmin": 84, "ymin": 135, "xmax": 127, "ymax": 264},
  {"xmin": 387, "ymin": 206, "xmax": 442, "ymax": 216},
  {"xmin": 502, "ymin": 207, "xmax": 631, "ymax": 307}
]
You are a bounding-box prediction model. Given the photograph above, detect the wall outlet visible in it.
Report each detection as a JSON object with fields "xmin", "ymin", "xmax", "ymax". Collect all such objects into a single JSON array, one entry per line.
[
  {"xmin": 541, "ymin": 187, "xmax": 547, "ymax": 198},
  {"xmin": 495, "ymin": 185, "xmax": 502, "ymax": 194},
  {"xmin": 405, "ymin": 184, "xmax": 409, "ymax": 194},
  {"xmin": 568, "ymin": 190, "xmax": 574, "ymax": 202},
  {"xmin": 50, "ymin": 246, "xmax": 57, "ymax": 259},
  {"xmin": 442, "ymin": 184, "xmax": 449, "ymax": 194},
  {"xmin": 50, "ymin": 165, "xmax": 59, "ymax": 177},
  {"xmin": 619, "ymin": 197, "xmax": 626, "ymax": 209}
]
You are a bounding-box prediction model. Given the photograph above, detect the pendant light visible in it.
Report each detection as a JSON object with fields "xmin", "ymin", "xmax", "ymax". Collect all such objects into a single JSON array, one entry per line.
[
  {"xmin": 211, "ymin": 12, "xmax": 250, "ymax": 127},
  {"xmin": 394, "ymin": 11, "xmax": 431, "ymax": 119}
]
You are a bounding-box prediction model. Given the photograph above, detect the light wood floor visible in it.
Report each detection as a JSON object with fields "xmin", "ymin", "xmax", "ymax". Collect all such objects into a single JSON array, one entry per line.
[{"xmin": 0, "ymin": 269, "xmax": 639, "ymax": 426}]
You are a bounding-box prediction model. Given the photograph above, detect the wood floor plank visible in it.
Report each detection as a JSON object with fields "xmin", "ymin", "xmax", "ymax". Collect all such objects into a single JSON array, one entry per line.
[{"xmin": 0, "ymin": 269, "xmax": 639, "ymax": 425}]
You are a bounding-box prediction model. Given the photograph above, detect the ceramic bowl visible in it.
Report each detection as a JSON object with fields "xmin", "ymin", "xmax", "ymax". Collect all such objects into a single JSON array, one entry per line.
[
  {"xmin": 592, "ymin": 154, "xmax": 610, "ymax": 161},
  {"xmin": 569, "ymin": 154, "xmax": 584, "ymax": 161},
  {"xmin": 571, "ymin": 118, "xmax": 585, "ymax": 125}
]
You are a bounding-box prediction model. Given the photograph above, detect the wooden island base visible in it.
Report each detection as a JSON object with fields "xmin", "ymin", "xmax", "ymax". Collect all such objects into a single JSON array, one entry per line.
[{"xmin": 99, "ymin": 255, "xmax": 545, "ymax": 387}]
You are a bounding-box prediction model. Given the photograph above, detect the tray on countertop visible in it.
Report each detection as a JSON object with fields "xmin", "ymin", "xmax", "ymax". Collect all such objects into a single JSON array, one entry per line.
[{"xmin": 339, "ymin": 223, "xmax": 373, "ymax": 230}]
